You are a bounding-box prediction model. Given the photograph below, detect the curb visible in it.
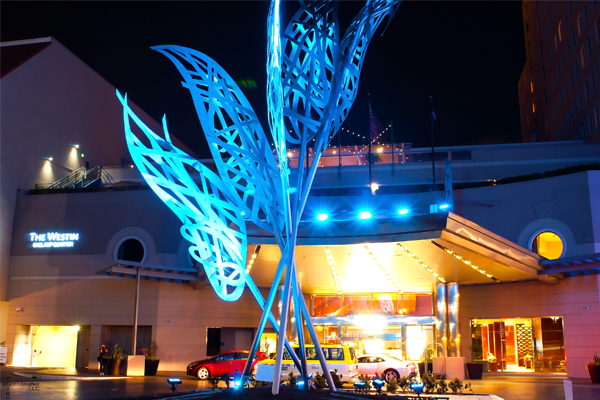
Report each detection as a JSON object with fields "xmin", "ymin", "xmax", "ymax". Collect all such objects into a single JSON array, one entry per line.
[{"xmin": 14, "ymin": 372, "xmax": 130, "ymax": 381}]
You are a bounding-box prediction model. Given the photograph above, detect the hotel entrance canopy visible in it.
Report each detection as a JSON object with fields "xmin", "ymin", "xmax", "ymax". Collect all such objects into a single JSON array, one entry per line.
[{"xmin": 246, "ymin": 212, "xmax": 561, "ymax": 294}]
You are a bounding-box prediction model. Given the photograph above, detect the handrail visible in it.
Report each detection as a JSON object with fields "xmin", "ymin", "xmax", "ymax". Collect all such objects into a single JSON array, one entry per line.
[
  {"xmin": 423, "ymin": 342, "xmax": 446, "ymax": 374},
  {"xmin": 36, "ymin": 166, "xmax": 102, "ymax": 190}
]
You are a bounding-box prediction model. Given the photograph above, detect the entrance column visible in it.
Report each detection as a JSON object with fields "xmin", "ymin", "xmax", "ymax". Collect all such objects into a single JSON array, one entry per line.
[
  {"xmin": 435, "ymin": 283, "xmax": 448, "ymax": 356},
  {"xmin": 447, "ymin": 283, "xmax": 460, "ymax": 357}
]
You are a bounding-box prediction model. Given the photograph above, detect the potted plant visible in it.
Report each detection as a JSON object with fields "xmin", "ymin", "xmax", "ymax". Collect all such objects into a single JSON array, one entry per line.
[
  {"xmin": 417, "ymin": 348, "xmax": 434, "ymax": 376},
  {"xmin": 587, "ymin": 351, "xmax": 600, "ymax": 384},
  {"xmin": 487, "ymin": 352, "xmax": 498, "ymax": 372},
  {"xmin": 466, "ymin": 360, "xmax": 484, "ymax": 379},
  {"xmin": 107, "ymin": 344, "xmax": 124, "ymax": 376},
  {"xmin": 144, "ymin": 344, "xmax": 160, "ymax": 376},
  {"xmin": 523, "ymin": 353, "xmax": 533, "ymax": 369}
]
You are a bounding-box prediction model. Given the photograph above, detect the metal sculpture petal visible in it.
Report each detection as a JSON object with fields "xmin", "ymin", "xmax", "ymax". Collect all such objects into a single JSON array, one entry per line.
[
  {"xmin": 281, "ymin": 1, "xmax": 339, "ymax": 145},
  {"xmin": 117, "ymin": 91, "xmax": 247, "ymax": 302},
  {"xmin": 152, "ymin": 45, "xmax": 286, "ymax": 235}
]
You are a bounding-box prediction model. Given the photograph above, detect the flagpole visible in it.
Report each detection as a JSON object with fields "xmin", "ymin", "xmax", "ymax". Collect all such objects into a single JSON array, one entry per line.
[
  {"xmin": 338, "ymin": 127, "xmax": 341, "ymax": 167},
  {"xmin": 391, "ymin": 121, "xmax": 394, "ymax": 165},
  {"xmin": 368, "ymin": 94, "xmax": 372, "ymax": 191},
  {"xmin": 430, "ymin": 96, "xmax": 436, "ymax": 190}
]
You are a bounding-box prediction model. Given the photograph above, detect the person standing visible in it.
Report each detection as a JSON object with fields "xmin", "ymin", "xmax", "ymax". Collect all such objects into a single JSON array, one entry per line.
[{"xmin": 98, "ymin": 344, "xmax": 109, "ymax": 375}]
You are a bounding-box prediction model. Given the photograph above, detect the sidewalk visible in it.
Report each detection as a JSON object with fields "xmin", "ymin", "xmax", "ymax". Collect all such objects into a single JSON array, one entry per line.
[{"xmin": 1, "ymin": 366, "xmax": 599, "ymax": 400}]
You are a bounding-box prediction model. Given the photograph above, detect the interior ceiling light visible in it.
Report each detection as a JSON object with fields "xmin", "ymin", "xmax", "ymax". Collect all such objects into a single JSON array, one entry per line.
[
  {"xmin": 324, "ymin": 246, "xmax": 342, "ymax": 295},
  {"xmin": 363, "ymin": 245, "xmax": 402, "ymax": 293},
  {"xmin": 396, "ymin": 243, "xmax": 446, "ymax": 283},
  {"xmin": 245, "ymin": 245, "xmax": 261, "ymax": 274},
  {"xmin": 430, "ymin": 240, "xmax": 498, "ymax": 282}
]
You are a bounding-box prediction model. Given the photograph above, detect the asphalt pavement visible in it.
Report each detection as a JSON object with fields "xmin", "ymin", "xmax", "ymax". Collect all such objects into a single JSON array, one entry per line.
[{"xmin": 1, "ymin": 366, "xmax": 599, "ymax": 400}]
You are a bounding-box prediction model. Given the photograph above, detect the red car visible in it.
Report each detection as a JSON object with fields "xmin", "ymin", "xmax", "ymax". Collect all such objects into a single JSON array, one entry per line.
[{"xmin": 186, "ymin": 350, "xmax": 267, "ymax": 380}]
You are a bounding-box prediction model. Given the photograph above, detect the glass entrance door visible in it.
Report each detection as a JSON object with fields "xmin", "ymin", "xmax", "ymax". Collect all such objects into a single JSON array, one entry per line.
[{"xmin": 470, "ymin": 317, "xmax": 566, "ymax": 373}]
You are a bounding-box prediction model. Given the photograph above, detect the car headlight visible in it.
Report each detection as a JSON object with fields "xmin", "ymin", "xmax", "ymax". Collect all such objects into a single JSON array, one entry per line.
[{"xmin": 188, "ymin": 361, "xmax": 200, "ymax": 369}]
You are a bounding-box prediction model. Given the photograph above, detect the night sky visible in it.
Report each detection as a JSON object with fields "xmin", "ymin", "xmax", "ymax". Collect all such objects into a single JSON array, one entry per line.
[{"xmin": 2, "ymin": 1, "xmax": 526, "ymax": 158}]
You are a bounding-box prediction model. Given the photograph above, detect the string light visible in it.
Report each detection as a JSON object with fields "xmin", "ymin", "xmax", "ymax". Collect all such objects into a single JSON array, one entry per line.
[
  {"xmin": 324, "ymin": 246, "xmax": 342, "ymax": 295},
  {"xmin": 430, "ymin": 241, "xmax": 498, "ymax": 281},
  {"xmin": 396, "ymin": 243, "xmax": 446, "ymax": 283},
  {"xmin": 245, "ymin": 245, "xmax": 261, "ymax": 274},
  {"xmin": 363, "ymin": 245, "xmax": 401, "ymax": 293}
]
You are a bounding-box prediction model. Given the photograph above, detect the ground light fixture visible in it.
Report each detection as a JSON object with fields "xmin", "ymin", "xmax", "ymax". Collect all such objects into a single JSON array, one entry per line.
[
  {"xmin": 358, "ymin": 211, "xmax": 372, "ymax": 219},
  {"xmin": 398, "ymin": 208, "xmax": 409, "ymax": 215},
  {"xmin": 167, "ymin": 378, "xmax": 181, "ymax": 392},
  {"xmin": 373, "ymin": 377, "xmax": 385, "ymax": 394},
  {"xmin": 410, "ymin": 382, "xmax": 424, "ymax": 394},
  {"xmin": 233, "ymin": 371, "xmax": 242, "ymax": 389},
  {"xmin": 354, "ymin": 381, "xmax": 367, "ymax": 393},
  {"xmin": 317, "ymin": 213, "xmax": 328, "ymax": 221}
]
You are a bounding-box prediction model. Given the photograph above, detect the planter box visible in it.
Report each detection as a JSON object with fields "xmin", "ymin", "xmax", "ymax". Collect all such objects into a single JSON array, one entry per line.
[
  {"xmin": 108, "ymin": 358, "xmax": 124, "ymax": 376},
  {"xmin": 417, "ymin": 362, "xmax": 433, "ymax": 376},
  {"xmin": 588, "ymin": 364, "xmax": 600, "ymax": 384},
  {"xmin": 466, "ymin": 362, "xmax": 484, "ymax": 379},
  {"xmin": 145, "ymin": 359, "xmax": 160, "ymax": 376}
]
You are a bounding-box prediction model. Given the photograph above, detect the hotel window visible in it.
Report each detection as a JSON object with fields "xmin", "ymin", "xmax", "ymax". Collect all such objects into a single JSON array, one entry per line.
[
  {"xmin": 531, "ymin": 231, "xmax": 564, "ymax": 260},
  {"xmin": 532, "ymin": 102, "xmax": 536, "ymax": 113},
  {"xmin": 580, "ymin": 47, "xmax": 586, "ymax": 67},
  {"xmin": 594, "ymin": 103, "xmax": 600, "ymax": 128},
  {"xmin": 577, "ymin": 14, "xmax": 582, "ymax": 36},
  {"xmin": 530, "ymin": 81, "xmax": 534, "ymax": 93},
  {"xmin": 116, "ymin": 237, "xmax": 145, "ymax": 262}
]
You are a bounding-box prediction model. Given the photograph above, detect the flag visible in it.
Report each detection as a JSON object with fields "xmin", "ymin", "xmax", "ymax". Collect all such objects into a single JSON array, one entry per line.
[
  {"xmin": 369, "ymin": 98, "xmax": 386, "ymax": 144},
  {"xmin": 369, "ymin": 99, "xmax": 378, "ymax": 143}
]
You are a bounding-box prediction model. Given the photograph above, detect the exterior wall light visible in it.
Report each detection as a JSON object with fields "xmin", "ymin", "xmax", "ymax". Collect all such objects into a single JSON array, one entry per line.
[
  {"xmin": 44, "ymin": 157, "xmax": 53, "ymax": 161},
  {"xmin": 358, "ymin": 211, "xmax": 372, "ymax": 219},
  {"xmin": 439, "ymin": 204, "xmax": 449, "ymax": 209},
  {"xmin": 398, "ymin": 208, "xmax": 409, "ymax": 215},
  {"xmin": 71, "ymin": 144, "xmax": 80, "ymax": 149},
  {"xmin": 317, "ymin": 213, "xmax": 328, "ymax": 221}
]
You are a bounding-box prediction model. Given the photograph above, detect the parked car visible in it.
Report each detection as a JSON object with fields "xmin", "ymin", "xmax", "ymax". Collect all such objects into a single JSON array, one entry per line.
[
  {"xmin": 186, "ymin": 350, "xmax": 267, "ymax": 380},
  {"xmin": 356, "ymin": 354, "xmax": 417, "ymax": 382},
  {"xmin": 255, "ymin": 344, "xmax": 359, "ymax": 383}
]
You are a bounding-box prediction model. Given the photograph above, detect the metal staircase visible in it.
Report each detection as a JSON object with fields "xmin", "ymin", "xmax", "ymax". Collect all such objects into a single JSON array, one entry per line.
[{"xmin": 35, "ymin": 166, "xmax": 103, "ymax": 190}]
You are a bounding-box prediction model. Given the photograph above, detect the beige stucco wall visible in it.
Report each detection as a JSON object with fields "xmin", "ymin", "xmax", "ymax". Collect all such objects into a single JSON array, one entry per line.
[
  {"xmin": 4, "ymin": 277, "xmax": 271, "ymax": 371},
  {"xmin": 459, "ymin": 275, "xmax": 600, "ymax": 378}
]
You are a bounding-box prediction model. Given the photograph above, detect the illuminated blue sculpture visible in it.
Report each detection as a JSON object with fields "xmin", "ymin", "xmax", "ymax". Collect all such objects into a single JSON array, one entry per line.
[{"xmin": 118, "ymin": 0, "xmax": 399, "ymax": 394}]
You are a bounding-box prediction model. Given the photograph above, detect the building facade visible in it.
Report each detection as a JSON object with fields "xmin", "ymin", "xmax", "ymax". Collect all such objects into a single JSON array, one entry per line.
[
  {"xmin": 519, "ymin": 0, "xmax": 600, "ymax": 143},
  {"xmin": 2, "ymin": 37, "xmax": 600, "ymax": 380}
]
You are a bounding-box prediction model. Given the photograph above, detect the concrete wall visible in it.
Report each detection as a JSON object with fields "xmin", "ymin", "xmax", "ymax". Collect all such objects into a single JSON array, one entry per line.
[
  {"xmin": 454, "ymin": 171, "xmax": 598, "ymax": 257},
  {"xmin": 0, "ymin": 37, "xmax": 194, "ymax": 304},
  {"xmin": 459, "ymin": 275, "xmax": 600, "ymax": 379},
  {"xmin": 4, "ymin": 276, "xmax": 271, "ymax": 370}
]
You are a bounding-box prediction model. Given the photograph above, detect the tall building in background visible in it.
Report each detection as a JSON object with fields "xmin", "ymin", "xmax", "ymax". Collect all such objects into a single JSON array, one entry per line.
[{"xmin": 519, "ymin": 1, "xmax": 600, "ymax": 143}]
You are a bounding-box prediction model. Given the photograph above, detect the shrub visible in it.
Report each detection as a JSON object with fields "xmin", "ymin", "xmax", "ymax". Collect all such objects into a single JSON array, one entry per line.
[
  {"xmin": 110, "ymin": 344, "xmax": 123, "ymax": 360},
  {"xmin": 436, "ymin": 378, "xmax": 448, "ymax": 394},
  {"xmin": 313, "ymin": 372, "xmax": 327, "ymax": 389},
  {"xmin": 449, "ymin": 377, "xmax": 463, "ymax": 394},
  {"xmin": 588, "ymin": 351, "xmax": 600, "ymax": 367},
  {"xmin": 421, "ymin": 372, "xmax": 436, "ymax": 393},
  {"xmin": 386, "ymin": 377, "xmax": 398, "ymax": 394},
  {"xmin": 398, "ymin": 375, "xmax": 410, "ymax": 393},
  {"xmin": 222, "ymin": 372, "xmax": 231, "ymax": 388},
  {"xmin": 207, "ymin": 375, "xmax": 220, "ymax": 390},
  {"xmin": 287, "ymin": 371, "xmax": 297, "ymax": 387},
  {"xmin": 357, "ymin": 374, "xmax": 372, "ymax": 392},
  {"xmin": 331, "ymin": 369, "xmax": 344, "ymax": 389}
]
